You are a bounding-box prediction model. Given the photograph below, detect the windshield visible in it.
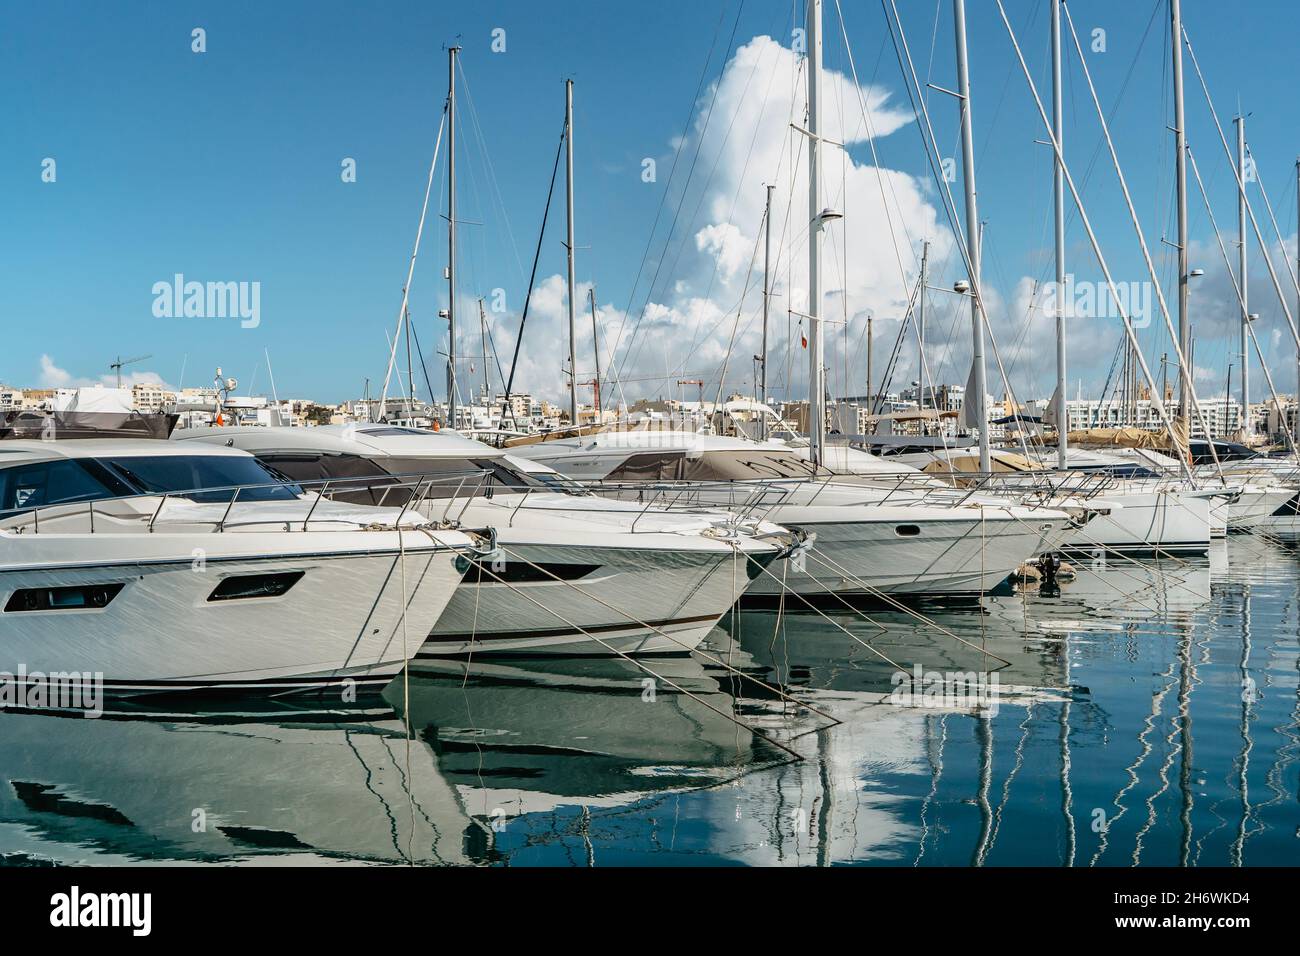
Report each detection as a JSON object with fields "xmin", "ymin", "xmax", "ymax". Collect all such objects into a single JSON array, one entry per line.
[
  {"xmin": 101, "ymin": 455, "xmax": 303, "ymax": 503},
  {"xmin": 605, "ymin": 450, "xmax": 829, "ymax": 481},
  {"xmin": 251, "ymin": 451, "xmax": 580, "ymax": 505}
]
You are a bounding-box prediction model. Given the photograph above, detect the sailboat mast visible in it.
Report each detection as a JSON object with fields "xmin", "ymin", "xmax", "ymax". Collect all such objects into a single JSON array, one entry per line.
[
  {"xmin": 1236, "ymin": 115, "xmax": 1250, "ymax": 440},
  {"xmin": 479, "ymin": 297, "xmax": 490, "ymax": 405},
  {"xmin": 954, "ymin": 0, "xmax": 990, "ymax": 472},
  {"xmin": 1051, "ymin": 0, "xmax": 1068, "ymax": 469},
  {"xmin": 1296, "ymin": 156, "xmax": 1299, "ymax": 448},
  {"xmin": 589, "ymin": 286, "xmax": 602, "ymax": 417},
  {"xmin": 761, "ymin": 183, "xmax": 773, "ymax": 438},
  {"xmin": 919, "ymin": 241, "xmax": 929, "ymax": 407},
  {"xmin": 806, "ymin": 0, "xmax": 827, "ymax": 467},
  {"xmin": 1171, "ymin": 0, "xmax": 1191, "ymax": 424},
  {"xmin": 565, "ymin": 78, "xmax": 578, "ymax": 428},
  {"xmin": 447, "ymin": 45, "xmax": 460, "ymax": 428}
]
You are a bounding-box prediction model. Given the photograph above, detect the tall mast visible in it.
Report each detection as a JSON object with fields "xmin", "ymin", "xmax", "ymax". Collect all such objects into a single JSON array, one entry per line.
[
  {"xmin": 1236, "ymin": 115, "xmax": 1250, "ymax": 440},
  {"xmin": 479, "ymin": 297, "xmax": 490, "ymax": 405},
  {"xmin": 918, "ymin": 241, "xmax": 929, "ymax": 408},
  {"xmin": 565, "ymin": 78, "xmax": 578, "ymax": 427},
  {"xmin": 1296, "ymin": 156, "xmax": 1300, "ymax": 449},
  {"xmin": 1171, "ymin": 0, "xmax": 1191, "ymax": 424},
  {"xmin": 761, "ymin": 183, "xmax": 773, "ymax": 438},
  {"xmin": 806, "ymin": 0, "xmax": 828, "ymax": 467},
  {"xmin": 1051, "ymin": 0, "xmax": 1068, "ymax": 469},
  {"xmin": 447, "ymin": 45, "xmax": 460, "ymax": 427},
  {"xmin": 954, "ymin": 0, "xmax": 990, "ymax": 472},
  {"xmin": 589, "ymin": 286, "xmax": 602, "ymax": 417},
  {"xmin": 866, "ymin": 313, "xmax": 873, "ymax": 415}
]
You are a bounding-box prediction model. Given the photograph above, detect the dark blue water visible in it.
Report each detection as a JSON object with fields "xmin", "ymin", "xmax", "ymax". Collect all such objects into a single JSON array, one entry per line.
[{"xmin": 1, "ymin": 537, "xmax": 1296, "ymax": 866}]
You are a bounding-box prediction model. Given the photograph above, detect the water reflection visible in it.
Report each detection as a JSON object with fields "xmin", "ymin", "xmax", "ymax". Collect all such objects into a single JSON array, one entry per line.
[{"xmin": 0, "ymin": 538, "xmax": 1295, "ymax": 866}]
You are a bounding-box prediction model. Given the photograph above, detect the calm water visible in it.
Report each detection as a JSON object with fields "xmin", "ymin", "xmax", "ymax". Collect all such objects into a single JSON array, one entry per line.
[{"xmin": 2, "ymin": 536, "xmax": 1297, "ymax": 866}]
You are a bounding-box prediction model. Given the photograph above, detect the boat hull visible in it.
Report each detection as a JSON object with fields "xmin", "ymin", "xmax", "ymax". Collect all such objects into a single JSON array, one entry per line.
[
  {"xmin": 419, "ymin": 540, "xmax": 770, "ymax": 657},
  {"xmin": 0, "ymin": 530, "xmax": 464, "ymax": 696},
  {"xmin": 744, "ymin": 506, "xmax": 1069, "ymax": 596},
  {"xmin": 1056, "ymin": 490, "xmax": 1211, "ymax": 556}
]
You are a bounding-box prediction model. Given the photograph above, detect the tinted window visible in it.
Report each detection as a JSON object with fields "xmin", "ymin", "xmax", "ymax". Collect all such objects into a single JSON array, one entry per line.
[
  {"xmin": 255, "ymin": 452, "xmax": 550, "ymax": 505},
  {"xmin": 257, "ymin": 453, "xmax": 402, "ymax": 506},
  {"xmin": 382, "ymin": 457, "xmax": 536, "ymax": 498},
  {"xmin": 0, "ymin": 459, "xmax": 126, "ymax": 515},
  {"xmin": 100, "ymin": 455, "xmax": 302, "ymax": 503}
]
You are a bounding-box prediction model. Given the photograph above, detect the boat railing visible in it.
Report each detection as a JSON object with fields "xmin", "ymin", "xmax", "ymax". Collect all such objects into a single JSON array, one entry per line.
[
  {"xmin": 561, "ymin": 479, "xmax": 799, "ymax": 531},
  {"xmin": 5, "ymin": 470, "xmax": 495, "ymax": 536}
]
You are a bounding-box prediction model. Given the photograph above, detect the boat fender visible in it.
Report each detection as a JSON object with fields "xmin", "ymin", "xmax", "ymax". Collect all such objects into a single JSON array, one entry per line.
[{"xmin": 1008, "ymin": 562, "xmax": 1042, "ymax": 586}]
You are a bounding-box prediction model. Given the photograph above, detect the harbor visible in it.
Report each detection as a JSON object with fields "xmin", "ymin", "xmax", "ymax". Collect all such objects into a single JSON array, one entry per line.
[
  {"xmin": 1, "ymin": 535, "xmax": 1295, "ymax": 866},
  {"xmin": 0, "ymin": 0, "xmax": 1297, "ymax": 912}
]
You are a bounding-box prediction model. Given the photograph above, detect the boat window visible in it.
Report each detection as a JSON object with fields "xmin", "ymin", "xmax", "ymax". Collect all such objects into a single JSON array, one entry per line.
[
  {"xmin": 0, "ymin": 459, "xmax": 129, "ymax": 516},
  {"xmin": 690, "ymin": 451, "xmax": 828, "ymax": 480},
  {"xmin": 604, "ymin": 452, "xmax": 689, "ymax": 481},
  {"xmin": 255, "ymin": 453, "xmax": 403, "ymax": 506},
  {"xmin": 381, "ymin": 457, "xmax": 542, "ymax": 497},
  {"xmin": 5, "ymin": 582, "xmax": 125, "ymax": 613},
  {"xmin": 355, "ymin": 426, "xmax": 431, "ymax": 437},
  {"xmin": 99, "ymin": 455, "xmax": 303, "ymax": 503},
  {"xmin": 208, "ymin": 570, "xmax": 305, "ymax": 602}
]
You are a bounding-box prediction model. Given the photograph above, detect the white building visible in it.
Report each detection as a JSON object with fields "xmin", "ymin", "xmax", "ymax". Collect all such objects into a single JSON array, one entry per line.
[
  {"xmin": 1063, "ymin": 397, "xmax": 1242, "ymax": 439},
  {"xmin": 131, "ymin": 381, "xmax": 173, "ymax": 411}
]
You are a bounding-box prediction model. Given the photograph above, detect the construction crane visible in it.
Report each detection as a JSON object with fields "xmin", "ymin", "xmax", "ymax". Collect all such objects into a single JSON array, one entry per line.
[{"xmin": 110, "ymin": 354, "xmax": 152, "ymax": 389}]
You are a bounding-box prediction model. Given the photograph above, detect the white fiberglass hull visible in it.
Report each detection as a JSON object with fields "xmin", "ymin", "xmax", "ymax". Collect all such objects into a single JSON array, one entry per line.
[
  {"xmin": 0, "ymin": 528, "xmax": 466, "ymax": 695},
  {"xmin": 410, "ymin": 493, "xmax": 783, "ymax": 657},
  {"xmin": 1057, "ymin": 489, "xmax": 1210, "ymax": 556},
  {"xmin": 421, "ymin": 539, "xmax": 775, "ymax": 657},
  {"xmin": 1255, "ymin": 490, "xmax": 1300, "ymax": 541},
  {"xmin": 1226, "ymin": 486, "xmax": 1296, "ymax": 532},
  {"xmin": 745, "ymin": 504, "xmax": 1069, "ymax": 597}
]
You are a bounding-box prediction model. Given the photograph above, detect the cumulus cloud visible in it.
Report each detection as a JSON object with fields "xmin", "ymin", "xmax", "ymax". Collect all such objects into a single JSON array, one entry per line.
[
  {"xmin": 482, "ymin": 34, "xmax": 952, "ymax": 407},
  {"xmin": 37, "ymin": 354, "xmax": 174, "ymax": 392},
  {"xmin": 475, "ymin": 31, "xmax": 1296, "ymax": 413}
]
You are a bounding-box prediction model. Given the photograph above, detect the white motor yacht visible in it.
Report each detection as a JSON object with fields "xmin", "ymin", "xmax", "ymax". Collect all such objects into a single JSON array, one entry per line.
[
  {"xmin": 176, "ymin": 425, "xmax": 792, "ymax": 655},
  {"xmin": 508, "ymin": 428, "xmax": 1075, "ymax": 596},
  {"xmin": 0, "ymin": 440, "xmax": 478, "ymax": 696},
  {"xmin": 884, "ymin": 445, "xmax": 1218, "ymax": 556}
]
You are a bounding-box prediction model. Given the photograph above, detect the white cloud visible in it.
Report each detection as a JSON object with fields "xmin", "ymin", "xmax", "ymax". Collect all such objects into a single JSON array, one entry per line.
[
  {"xmin": 488, "ymin": 33, "xmax": 952, "ymax": 407},
  {"xmin": 38, "ymin": 354, "xmax": 73, "ymax": 388},
  {"xmin": 37, "ymin": 354, "xmax": 174, "ymax": 392}
]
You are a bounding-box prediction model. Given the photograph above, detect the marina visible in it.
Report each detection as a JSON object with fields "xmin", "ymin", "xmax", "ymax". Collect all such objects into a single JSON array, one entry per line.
[
  {"xmin": 1, "ymin": 535, "xmax": 1295, "ymax": 866},
  {"xmin": 1, "ymin": 0, "xmax": 1298, "ymax": 915}
]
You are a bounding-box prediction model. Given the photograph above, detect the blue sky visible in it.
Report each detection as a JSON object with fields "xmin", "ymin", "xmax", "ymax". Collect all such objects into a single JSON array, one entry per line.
[{"xmin": 2, "ymin": 0, "xmax": 1298, "ymax": 407}]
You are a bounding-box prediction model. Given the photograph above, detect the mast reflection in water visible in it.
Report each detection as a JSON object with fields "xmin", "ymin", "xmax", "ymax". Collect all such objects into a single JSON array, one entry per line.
[{"xmin": 1, "ymin": 537, "xmax": 1297, "ymax": 866}]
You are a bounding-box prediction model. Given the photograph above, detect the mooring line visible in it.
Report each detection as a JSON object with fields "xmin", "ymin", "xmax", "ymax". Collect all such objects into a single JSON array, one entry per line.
[
  {"xmin": 790, "ymin": 546, "xmax": 1014, "ymax": 669},
  {"xmin": 733, "ymin": 548, "xmax": 953, "ymax": 673},
  {"xmin": 466, "ymin": 557, "xmax": 809, "ymax": 761},
  {"xmin": 487, "ymin": 542, "xmax": 842, "ymax": 727}
]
